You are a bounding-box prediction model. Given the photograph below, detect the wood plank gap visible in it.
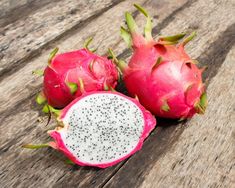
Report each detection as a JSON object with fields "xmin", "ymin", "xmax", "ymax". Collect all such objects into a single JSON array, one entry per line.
[
  {"xmin": 0, "ymin": 0, "xmax": 124, "ymax": 82},
  {"xmin": 99, "ymin": 160, "xmax": 129, "ymax": 188},
  {"xmin": 0, "ymin": 0, "xmax": 62, "ymax": 27},
  {"xmin": 198, "ymin": 23, "xmax": 235, "ymax": 83}
]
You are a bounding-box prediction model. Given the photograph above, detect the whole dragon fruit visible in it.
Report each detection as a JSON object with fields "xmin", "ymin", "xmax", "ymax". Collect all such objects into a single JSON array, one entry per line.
[
  {"xmin": 23, "ymin": 91, "xmax": 156, "ymax": 168},
  {"xmin": 36, "ymin": 40, "xmax": 118, "ymax": 109},
  {"xmin": 117, "ymin": 4, "xmax": 207, "ymax": 119}
]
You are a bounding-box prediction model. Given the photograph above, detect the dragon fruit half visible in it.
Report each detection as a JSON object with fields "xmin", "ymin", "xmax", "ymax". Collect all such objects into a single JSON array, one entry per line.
[
  {"xmin": 117, "ymin": 4, "xmax": 208, "ymax": 119},
  {"xmin": 24, "ymin": 91, "xmax": 156, "ymax": 168},
  {"xmin": 36, "ymin": 41, "xmax": 118, "ymax": 109}
]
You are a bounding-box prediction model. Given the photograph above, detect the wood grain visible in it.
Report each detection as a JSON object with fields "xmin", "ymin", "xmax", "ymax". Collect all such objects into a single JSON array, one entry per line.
[
  {"xmin": 0, "ymin": 0, "xmax": 61, "ymax": 27},
  {"xmin": 0, "ymin": 0, "xmax": 234, "ymax": 187},
  {"xmin": 0, "ymin": 0, "xmax": 121, "ymax": 80}
]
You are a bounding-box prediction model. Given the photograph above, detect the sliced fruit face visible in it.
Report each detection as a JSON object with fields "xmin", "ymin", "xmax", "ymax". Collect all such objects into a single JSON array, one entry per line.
[{"xmin": 60, "ymin": 92, "xmax": 146, "ymax": 165}]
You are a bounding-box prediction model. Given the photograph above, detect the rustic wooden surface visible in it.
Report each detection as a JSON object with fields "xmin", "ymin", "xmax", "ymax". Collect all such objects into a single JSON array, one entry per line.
[{"xmin": 0, "ymin": 0, "xmax": 234, "ymax": 187}]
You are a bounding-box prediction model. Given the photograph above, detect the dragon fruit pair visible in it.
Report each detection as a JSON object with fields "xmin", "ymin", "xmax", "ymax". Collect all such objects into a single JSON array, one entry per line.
[{"xmin": 24, "ymin": 4, "xmax": 207, "ymax": 168}]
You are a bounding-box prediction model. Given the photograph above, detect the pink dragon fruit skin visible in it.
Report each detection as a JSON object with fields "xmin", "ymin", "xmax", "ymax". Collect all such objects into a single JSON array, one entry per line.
[
  {"xmin": 118, "ymin": 4, "xmax": 207, "ymax": 119},
  {"xmin": 43, "ymin": 48, "xmax": 118, "ymax": 108},
  {"xmin": 29, "ymin": 91, "xmax": 156, "ymax": 168}
]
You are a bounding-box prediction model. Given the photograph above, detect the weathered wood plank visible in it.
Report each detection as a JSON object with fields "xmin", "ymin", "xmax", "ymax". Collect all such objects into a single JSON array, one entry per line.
[
  {"xmin": 0, "ymin": 0, "xmax": 193, "ymax": 187},
  {"xmin": 0, "ymin": 0, "xmax": 121, "ymax": 80},
  {"xmin": 0, "ymin": 0, "xmax": 61, "ymax": 27}
]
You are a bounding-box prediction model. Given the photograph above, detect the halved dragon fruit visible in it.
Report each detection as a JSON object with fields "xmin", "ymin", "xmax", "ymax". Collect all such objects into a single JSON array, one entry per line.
[
  {"xmin": 36, "ymin": 40, "xmax": 119, "ymax": 109},
  {"xmin": 117, "ymin": 4, "xmax": 208, "ymax": 119},
  {"xmin": 24, "ymin": 91, "xmax": 156, "ymax": 168}
]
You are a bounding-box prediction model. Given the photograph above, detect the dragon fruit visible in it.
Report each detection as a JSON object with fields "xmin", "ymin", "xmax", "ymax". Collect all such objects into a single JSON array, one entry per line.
[
  {"xmin": 36, "ymin": 41, "xmax": 119, "ymax": 109},
  {"xmin": 117, "ymin": 4, "xmax": 207, "ymax": 119},
  {"xmin": 23, "ymin": 91, "xmax": 156, "ymax": 168}
]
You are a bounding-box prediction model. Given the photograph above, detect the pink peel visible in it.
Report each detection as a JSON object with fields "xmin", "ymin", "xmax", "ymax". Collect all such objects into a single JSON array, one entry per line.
[
  {"xmin": 43, "ymin": 48, "xmax": 118, "ymax": 108},
  {"xmin": 120, "ymin": 4, "xmax": 207, "ymax": 119}
]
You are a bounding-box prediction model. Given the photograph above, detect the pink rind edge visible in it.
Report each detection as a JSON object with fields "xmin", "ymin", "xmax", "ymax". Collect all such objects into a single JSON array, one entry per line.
[{"xmin": 51, "ymin": 91, "xmax": 157, "ymax": 168}]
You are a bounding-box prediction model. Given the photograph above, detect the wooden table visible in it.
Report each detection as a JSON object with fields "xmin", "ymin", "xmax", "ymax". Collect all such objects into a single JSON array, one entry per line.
[{"xmin": 0, "ymin": 0, "xmax": 234, "ymax": 187}]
